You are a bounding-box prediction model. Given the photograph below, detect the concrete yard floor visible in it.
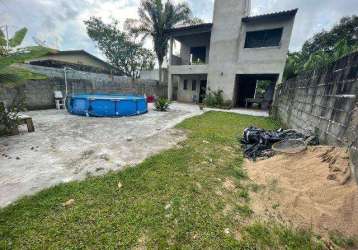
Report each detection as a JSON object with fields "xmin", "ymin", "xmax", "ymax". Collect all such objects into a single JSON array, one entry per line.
[
  {"xmin": 0, "ymin": 103, "xmax": 204, "ymax": 207},
  {"xmin": 0, "ymin": 103, "xmax": 268, "ymax": 207}
]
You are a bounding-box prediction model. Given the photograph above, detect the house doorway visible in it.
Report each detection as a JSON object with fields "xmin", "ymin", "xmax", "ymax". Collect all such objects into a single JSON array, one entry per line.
[
  {"xmin": 234, "ymin": 74, "xmax": 279, "ymax": 109},
  {"xmin": 199, "ymin": 80, "xmax": 207, "ymax": 103}
]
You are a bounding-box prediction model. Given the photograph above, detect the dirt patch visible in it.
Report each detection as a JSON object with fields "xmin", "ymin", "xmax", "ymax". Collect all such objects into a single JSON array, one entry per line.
[
  {"xmin": 223, "ymin": 178, "xmax": 236, "ymax": 192},
  {"xmin": 223, "ymin": 204, "xmax": 233, "ymax": 216},
  {"xmin": 246, "ymin": 146, "xmax": 358, "ymax": 237}
]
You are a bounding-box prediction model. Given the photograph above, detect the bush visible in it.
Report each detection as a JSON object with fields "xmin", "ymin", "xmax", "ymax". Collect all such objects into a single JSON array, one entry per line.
[
  {"xmin": 222, "ymin": 100, "xmax": 233, "ymax": 109},
  {"xmin": 203, "ymin": 88, "xmax": 232, "ymax": 109},
  {"xmin": 0, "ymin": 93, "xmax": 26, "ymax": 136},
  {"xmin": 204, "ymin": 88, "xmax": 223, "ymax": 107},
  {"xmin": 154, "ymin": 97, "xmax": 171, "ymax": 111}
]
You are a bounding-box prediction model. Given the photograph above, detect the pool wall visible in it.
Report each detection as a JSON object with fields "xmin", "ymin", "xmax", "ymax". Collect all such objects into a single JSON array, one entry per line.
[{"xmin": 67, "ymin": 94, "xmax": 148, "ymax": 117}]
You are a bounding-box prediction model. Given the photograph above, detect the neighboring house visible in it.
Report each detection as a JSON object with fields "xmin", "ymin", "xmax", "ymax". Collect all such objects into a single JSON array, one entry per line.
[
  {"xmin": 26, "ymin": 50, "xmax": 116, "ymax": 74},
  {"xmin": 167, "ymin": 0, "xmax": 297, "ymax": 108}
]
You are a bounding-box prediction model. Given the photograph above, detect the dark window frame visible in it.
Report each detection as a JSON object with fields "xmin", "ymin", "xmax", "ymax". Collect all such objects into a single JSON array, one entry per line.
[
  {"xmin": 244, "ymin": 28, "xmax": 283, "ymax": 48},
  {"xmin": 183, "ymin": 80, "xmax": 188, "ymax": 90},
  {"xmin": 190, "ymin": 46, "xmax": 206, "ymax": 64},
  {"xmin": 192, "ymin": 80, "xmax": 197, "ymax": 91}
]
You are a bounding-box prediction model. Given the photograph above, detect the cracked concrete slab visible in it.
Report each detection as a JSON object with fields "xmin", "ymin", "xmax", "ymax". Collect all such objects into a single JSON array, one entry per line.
[{"xmin": 0, "ymin": 103, "xmax": 203, "ymax": 207}]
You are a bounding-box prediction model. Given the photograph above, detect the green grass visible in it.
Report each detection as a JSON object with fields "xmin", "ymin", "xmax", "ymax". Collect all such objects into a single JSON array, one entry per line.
[
  {"xmin": 329, "ymin": 231, "xmax": 357, "ymax": 249},
  {"xmin": 239, "ymin": 222, "xmax": 326, "ymax": 249},
  {"xmin": 0, "ymin": 112, "xmax": 324, "ymax": 249}
]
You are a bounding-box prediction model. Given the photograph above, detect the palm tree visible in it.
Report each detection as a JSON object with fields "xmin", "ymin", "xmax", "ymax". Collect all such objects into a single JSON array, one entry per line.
[{"xmin": 128, "ymin": 0, "xmax": 192, "ymax": 84}]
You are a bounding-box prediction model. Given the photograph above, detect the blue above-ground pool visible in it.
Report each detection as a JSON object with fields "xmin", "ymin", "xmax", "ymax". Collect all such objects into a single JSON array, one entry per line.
[{"xmin": 66, "ymin": 94, "xmax": 148, "ymax": 117}]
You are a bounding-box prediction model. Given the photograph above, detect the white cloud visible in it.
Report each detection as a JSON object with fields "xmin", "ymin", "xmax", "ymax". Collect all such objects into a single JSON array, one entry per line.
[
  {"xmin": 251, "ymin": 0, "xmax": 358, "ymax": 51},
  {"xmin": 1, "ymin": 0, "xmax": 357, "ymax": 59}
]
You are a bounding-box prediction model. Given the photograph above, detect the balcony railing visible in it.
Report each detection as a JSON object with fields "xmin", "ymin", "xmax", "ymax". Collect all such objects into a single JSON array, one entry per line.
[
  {"xmin": 171, "ymin": 55, "xmax": 208, "ymax": 66},
  {"xmin": 171, "ymin": 55, "xmax": 182, "ymax": 65}
]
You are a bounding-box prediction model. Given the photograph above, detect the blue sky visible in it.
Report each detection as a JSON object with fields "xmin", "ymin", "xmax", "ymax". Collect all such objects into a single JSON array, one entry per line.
[{"xmin": 1, "ymin": 0, "xmax": 357, "ymax": 61}]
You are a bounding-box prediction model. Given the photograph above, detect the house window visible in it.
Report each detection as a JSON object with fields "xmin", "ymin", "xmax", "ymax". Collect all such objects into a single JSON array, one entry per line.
[
  {"xmin": 183, "ymin": 80, "xmax": 188, "ymax": 90},
  {"xmin": 244, "ymin": 28, "xmax": 283, "ymax": 48},
  {"xmin": 190, "ymin": 47, "xmax": 206, "ymax": 64},
  {"xmin": 192, "ymin": 80, "xmax": 197, "ymax": 91}
]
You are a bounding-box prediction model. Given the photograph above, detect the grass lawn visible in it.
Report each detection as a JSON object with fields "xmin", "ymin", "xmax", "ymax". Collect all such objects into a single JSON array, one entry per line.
[{"xmin": 0, "ymin": 112, "xmax": 326, "ymax": 249}]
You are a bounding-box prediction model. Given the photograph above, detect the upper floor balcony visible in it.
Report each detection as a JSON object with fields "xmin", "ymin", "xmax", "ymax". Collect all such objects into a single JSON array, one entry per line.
[{"xmin": 167, "ymin": 23, "xmax": 212, "ymax": 69}]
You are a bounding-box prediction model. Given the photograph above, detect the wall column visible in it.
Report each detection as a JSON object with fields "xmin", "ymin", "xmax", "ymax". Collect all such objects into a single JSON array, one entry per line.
[
  {"xmin": 167, "ymin": 37, "xmax": 174, "ymax": 100},
  {"xmin": 169, "ymin": 37, "xmax": 174, "ymax": 66},
  {"xmin": 207, "ymin": 0, "xmax": 250, "ymax": 102},
  {"xmin": 168, "ymin": 74, "xmax": 173, "ymax": 100}
]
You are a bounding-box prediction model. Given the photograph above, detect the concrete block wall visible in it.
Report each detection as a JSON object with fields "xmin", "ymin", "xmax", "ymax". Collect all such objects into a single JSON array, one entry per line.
[
  {"xmin": 0, "ymin": 65, "xmax": 167, "ymax": 110},
  {"xmin": 273, "ymin": 52, "xmax": 358, "ymax": 183}
]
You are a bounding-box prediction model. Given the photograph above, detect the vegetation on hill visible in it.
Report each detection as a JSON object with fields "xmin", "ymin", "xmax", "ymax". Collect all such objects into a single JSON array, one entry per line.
[{"xmin": 284, "ymin": 15, "xmax": 358, "ymax": 80}]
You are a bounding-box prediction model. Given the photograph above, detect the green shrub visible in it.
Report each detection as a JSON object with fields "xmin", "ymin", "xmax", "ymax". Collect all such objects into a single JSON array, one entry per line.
[
  {"xmin": 203, "ymin": 88, "xmax": 232, "ymax": 109},
  {"xmin": 0, "ymin": 93, "xmax": 26, "ymax": 136},
  {"xmin": 203, "ymin": 88, "xmax": 223, "ymax": 107},
  {"xmin": 223, "ymin": 100, "xmax": 233, "ymax": 109},
  {"xmin": 154, "ymin": 97, "xmax": 171, "ymax": 111}
]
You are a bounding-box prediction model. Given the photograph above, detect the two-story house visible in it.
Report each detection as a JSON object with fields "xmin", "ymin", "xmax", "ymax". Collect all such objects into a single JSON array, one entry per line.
[{"xmin": 166, "ymin": 0, "xmax": 297, "ymax": 108}]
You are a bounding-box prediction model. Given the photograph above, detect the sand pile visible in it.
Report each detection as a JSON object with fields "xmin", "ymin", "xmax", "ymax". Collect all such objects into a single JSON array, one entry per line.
[{"xmin": 246, "ymin": 146, "xmax": 358, "ymax": 237}]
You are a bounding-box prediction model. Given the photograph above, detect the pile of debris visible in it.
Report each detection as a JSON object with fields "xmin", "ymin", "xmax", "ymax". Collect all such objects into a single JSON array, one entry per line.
[
  {"xmin": 240, "ymin": 127, "xmax": 319, "ymax": 160},
  {"xmin": 320, "ymin": 147, "xmax": 352, "ymax": 185}
]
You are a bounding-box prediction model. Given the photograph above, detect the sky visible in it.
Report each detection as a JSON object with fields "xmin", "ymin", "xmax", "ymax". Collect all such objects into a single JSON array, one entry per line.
[{"xmin": 1, "ymin": 0, "xmax": 357, "ymax": 61}]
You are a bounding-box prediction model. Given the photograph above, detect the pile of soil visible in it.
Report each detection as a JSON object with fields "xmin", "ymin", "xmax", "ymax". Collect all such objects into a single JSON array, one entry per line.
[{"xmin": 246, "ymin": 146, "xmax": 358, "ymax": 237}]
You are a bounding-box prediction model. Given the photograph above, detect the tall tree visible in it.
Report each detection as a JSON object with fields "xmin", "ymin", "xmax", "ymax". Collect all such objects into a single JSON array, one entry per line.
[
  {"xmin": 127, "ymin": 0, "xmax": 192, "ymax": 83},
  {"xmin": 85, "ymin": 17, "xmax": 155, "ymax": 80}
]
